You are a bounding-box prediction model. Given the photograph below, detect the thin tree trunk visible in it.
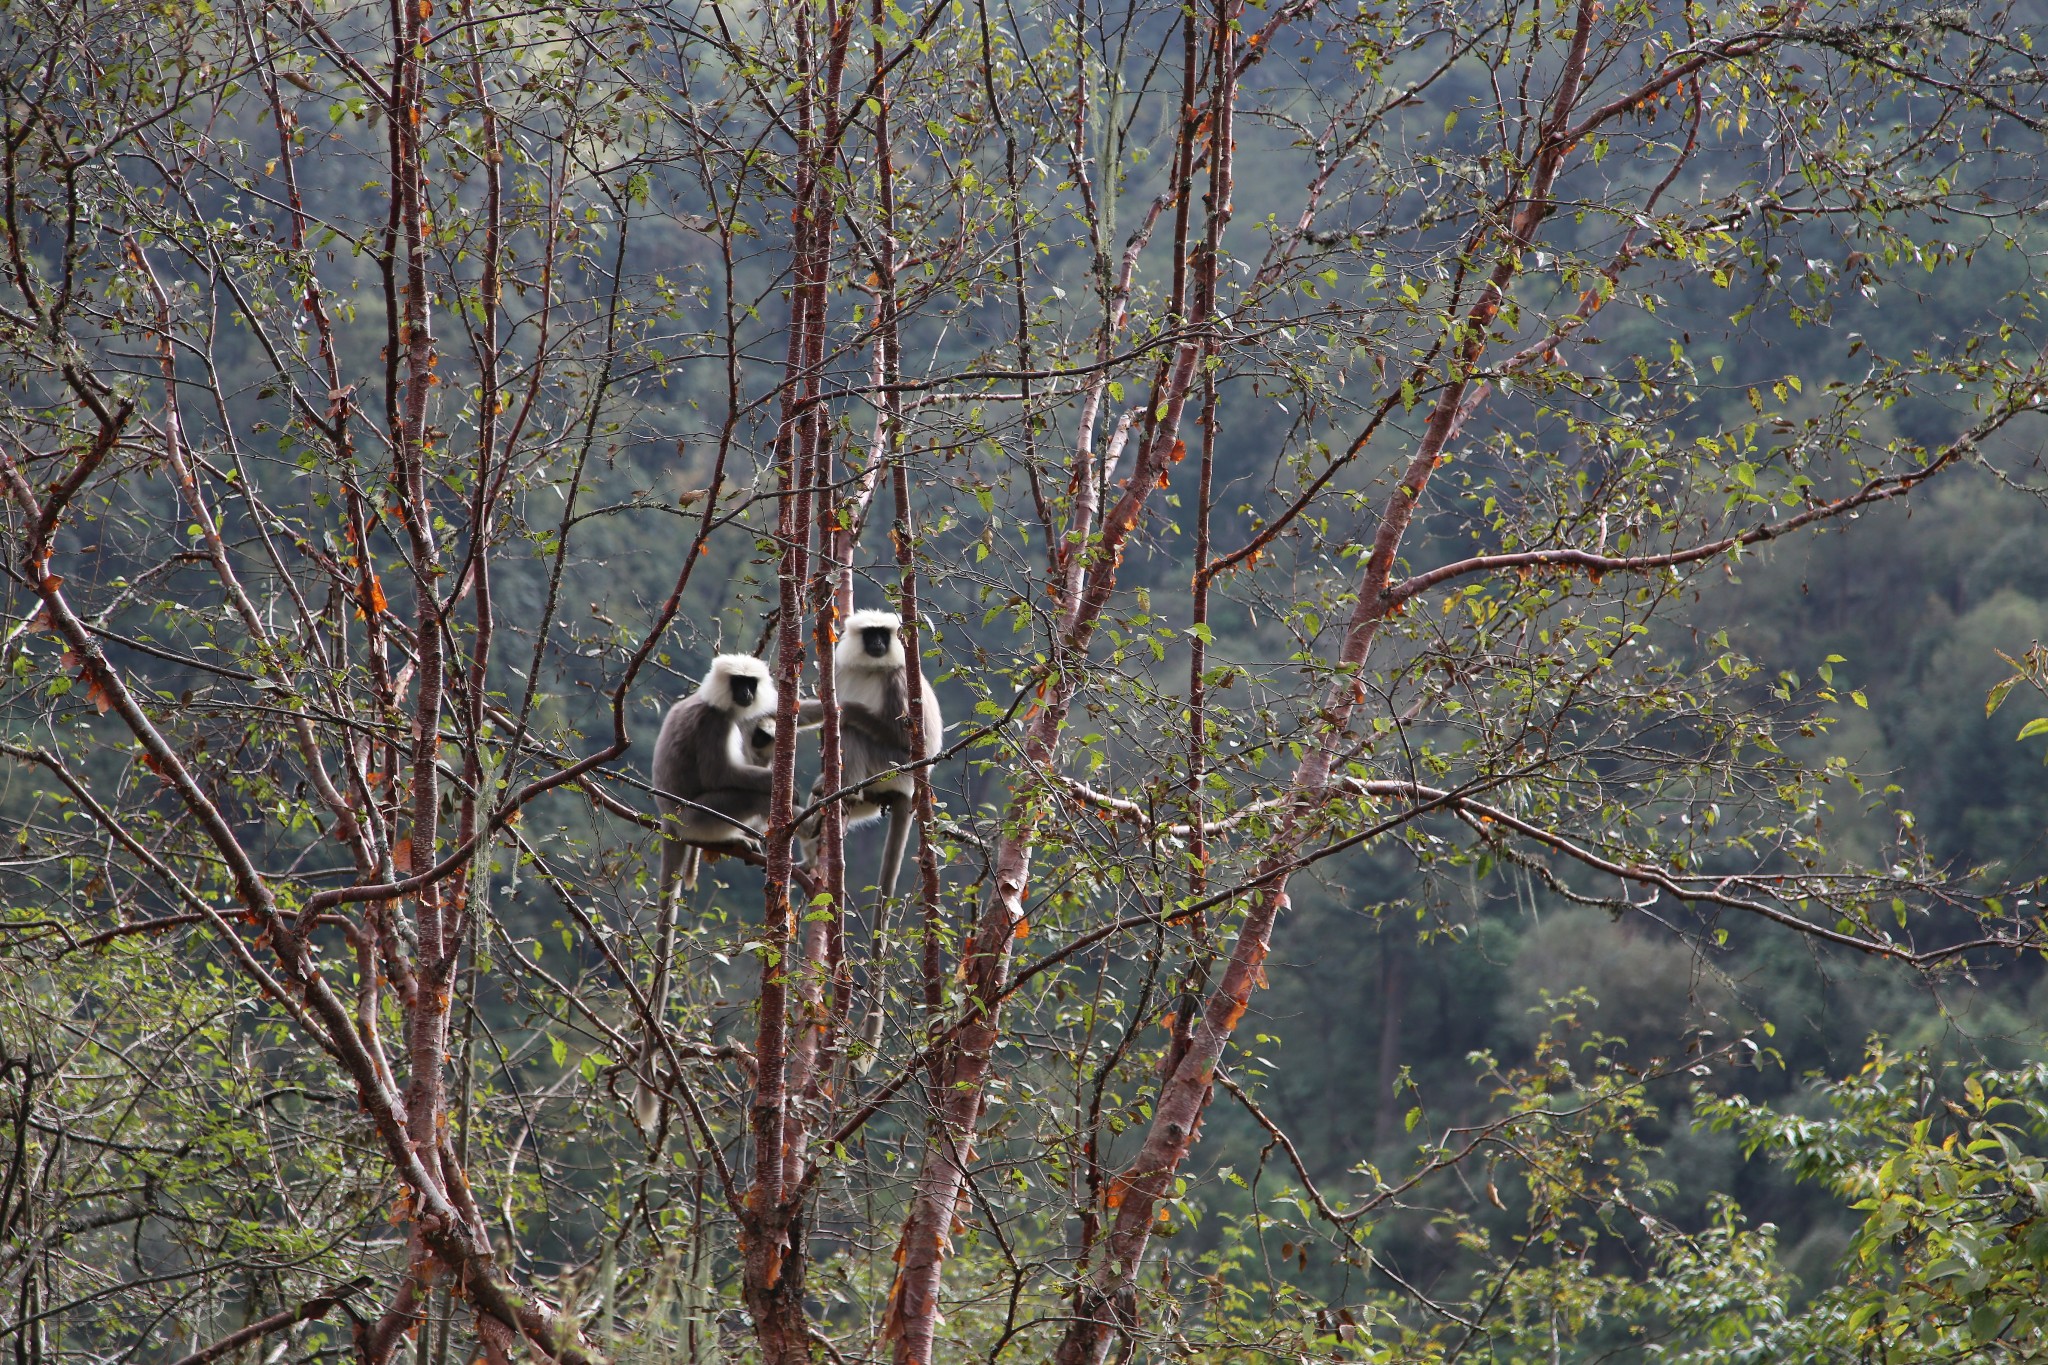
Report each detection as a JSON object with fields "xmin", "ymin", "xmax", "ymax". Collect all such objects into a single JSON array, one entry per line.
[
  {"xmin": 882, "ymin": 14, "xmax": 1221, "ymax": 1354},
  {"xmin": 1051, "ymin": 7, "xmax": 1602, "ymax": 1358},
  {"xmin": 741, "ymin": 1, "xmax": 857, "ymax": 1356}
]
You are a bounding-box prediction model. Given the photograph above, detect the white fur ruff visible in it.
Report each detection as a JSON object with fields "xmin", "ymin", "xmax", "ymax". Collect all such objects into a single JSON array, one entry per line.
[
  {"xmin": 695, "ymin": 653, "xmax": 777, "ymax": 722},
  {"xmin": 837, "ymin": 610, "xmax": 906, "ymax": 674}
]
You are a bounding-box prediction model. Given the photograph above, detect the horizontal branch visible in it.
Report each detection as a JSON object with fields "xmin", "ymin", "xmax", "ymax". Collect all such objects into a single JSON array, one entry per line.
[
  {"xmin": 1052, "ymin": 769, "xmax": 2030, "ymax": 967},
  {"xmin": 166, "ymin": 1277, "xmax": 373, "ymax": 1365},
  {"xmin": 1387, "ymin": 417, "xmax": 2016, "ymax": 607}
]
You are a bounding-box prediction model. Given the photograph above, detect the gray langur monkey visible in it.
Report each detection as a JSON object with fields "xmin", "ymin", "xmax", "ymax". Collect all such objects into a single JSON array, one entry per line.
[
  {"xmin": 800, "ymin": 610, "xmax": 943, "ymax": 1068},
  {"xmin": 638, "ymin": 653, "xmax": 778, "ymax": 1131},
  {"xmin": 800, "ymin": 610, "xmax": 944, "ymax": 896},
  {"xmin": 652, "ymin": 654, "xmax": 779, "ymax": 898},
  {"xmin": 747, "ymin": 716, "xmax": 778, "ymax": 765}
]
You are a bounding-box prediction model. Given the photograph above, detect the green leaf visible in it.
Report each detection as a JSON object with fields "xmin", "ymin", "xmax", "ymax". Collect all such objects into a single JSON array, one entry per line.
[
  {"xmin": 2018, "ymin": 716, "xmax": 2048, "ymax": 741},
  {"xmin": 1987, "ymin": 673, "xmax": 2019, "ymax": 715}
]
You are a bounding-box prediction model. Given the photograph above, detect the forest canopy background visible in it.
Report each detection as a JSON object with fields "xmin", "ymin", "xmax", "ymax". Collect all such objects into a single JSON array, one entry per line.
[{"xmin": 3, "ymin": 0, "xmax": 2048, "ymax": 1361}]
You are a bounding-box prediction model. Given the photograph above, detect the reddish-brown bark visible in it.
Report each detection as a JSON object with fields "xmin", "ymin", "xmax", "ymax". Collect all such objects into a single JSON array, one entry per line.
[
  {"xmin": 1049, "ymin": 5, "xmax": 1682, "ymax": 1357},
  {"xmin": 880, "ymin": 11, "xmax": 1234, "ymax": 1356}
]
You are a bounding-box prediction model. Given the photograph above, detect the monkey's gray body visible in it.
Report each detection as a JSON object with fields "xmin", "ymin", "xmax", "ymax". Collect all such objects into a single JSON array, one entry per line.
[
  {"xmin": 651, "ymin": 673, "xmax": 776, "ymax": 896},
  {"xmin": 639, "ymin": 655, "xmax": 776, "ymax": 1130},
  {"xmin": 812, "ymin": 657, "xmax": 943, "ymax": 829},
  {"xmin": 801, "ymin": 611, "xmax": 943, "ymax": 1071}
]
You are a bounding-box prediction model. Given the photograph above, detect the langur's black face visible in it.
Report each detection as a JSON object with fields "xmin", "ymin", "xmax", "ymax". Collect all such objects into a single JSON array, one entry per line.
[
  {"xmin": 861, "ymin": 626, "xmax": 895, "ymax": 659},
  {"xmin": 728, "ymin": 674, "xmax": 759, "ymax": 709}
]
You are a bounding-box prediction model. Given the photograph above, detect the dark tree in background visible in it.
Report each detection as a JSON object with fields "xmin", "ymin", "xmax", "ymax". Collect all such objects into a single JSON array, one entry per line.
[{"xmin": 2, "ymin": 0, "xmax": 2046, "ymax": 1360}]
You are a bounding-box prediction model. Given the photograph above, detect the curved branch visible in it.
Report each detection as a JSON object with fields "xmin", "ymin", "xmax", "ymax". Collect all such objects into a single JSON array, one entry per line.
[
  {"xmin": 1387, "ymin": 412, "xmax": 2022, "ymax": 607},
  {"xmin": 166, "ymin": 1278, "xmax": 374, "ymax": 1365}
]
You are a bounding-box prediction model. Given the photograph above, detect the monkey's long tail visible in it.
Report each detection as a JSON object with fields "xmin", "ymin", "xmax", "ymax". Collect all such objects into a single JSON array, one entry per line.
[
  {"xmin": 634, "ymin": 877, "xmax": 686, "ymax": 1134},
  {"xmin": 853, "ymin": 894, "xmax": 892, "ymax": 1075}
]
